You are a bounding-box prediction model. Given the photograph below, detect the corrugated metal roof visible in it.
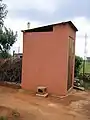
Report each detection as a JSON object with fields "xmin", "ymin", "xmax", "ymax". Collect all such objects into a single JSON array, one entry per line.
[{"xmin": 22, "ymin": 21, "xmax": 78, "ymax": 32}]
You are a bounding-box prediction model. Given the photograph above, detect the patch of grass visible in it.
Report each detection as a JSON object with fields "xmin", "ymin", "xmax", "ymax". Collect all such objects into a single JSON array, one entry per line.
[
  {"xmin": 0, "ymin": 110, "xmax": 20, "ymax": 120},
  {"xmin": 0, "ymin": 116, "xmax": 8, "ymax": 120},
  {"xmin": 84, "ymin": 82, "xmax": 90, "ymax": 90},
  {"xmin": 81, "ymin": 61, "xmax": 90, "ymax": 73}
]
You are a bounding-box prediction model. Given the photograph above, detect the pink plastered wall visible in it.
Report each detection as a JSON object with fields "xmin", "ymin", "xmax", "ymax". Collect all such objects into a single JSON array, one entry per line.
[{"xmin": 21, "ymin": 24, "xmax": 76, "ymax": 96}]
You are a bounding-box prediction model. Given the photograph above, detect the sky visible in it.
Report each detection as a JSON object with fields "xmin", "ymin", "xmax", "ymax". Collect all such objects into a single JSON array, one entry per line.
[{"xmin": 3, "ymin": 0, "xmax": 90, "ymax": 57}]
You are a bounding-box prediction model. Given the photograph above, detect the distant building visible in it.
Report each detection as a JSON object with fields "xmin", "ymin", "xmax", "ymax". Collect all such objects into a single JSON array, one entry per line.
[
  {"xmin": 13, "ymin": 53, "xmax": 23, "ymax": 58},
  {"xmin": 87, "ymin": 57, "xmax": 90, "ymax": 62}
]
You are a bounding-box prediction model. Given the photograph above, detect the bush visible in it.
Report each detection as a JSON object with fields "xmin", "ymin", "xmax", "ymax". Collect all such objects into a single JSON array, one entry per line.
[
  {"xmin": 78, "ymin": 73, "xmax": 90, "ymax": 89},
  {"xmin": 0, "ymin": 58, "xmax": 22, "ymax": 83},
  {"xmin": 0, "ymin": 52, "xmax": 11, "ymax": 59},
  {"xmin": 74, "ymin": 56, "xmax": 83, "ymax": 77},
  {"xmin": 78, "ymin": 73, "xmax": 90, "ymax": 82}
]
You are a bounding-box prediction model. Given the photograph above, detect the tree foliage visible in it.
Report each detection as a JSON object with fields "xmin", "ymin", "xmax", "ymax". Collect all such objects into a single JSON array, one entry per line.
[
  {"xmin": 75, "ymin": 55, "xmax": 83, "ymax": 77},
  {"xmin": 0, "ymin": 27, "xmax": 17, "ymax": 51},
  {"xmin": 0, "ymin": 27, "xmax": 17, "ymax": 59},
  {"xmin": 0, "ymin": 0, "xmax": 8, "ymax": 27},
  {"xmin": 0, "ymin": 0, "xmax": 17, "ymax": 58}
]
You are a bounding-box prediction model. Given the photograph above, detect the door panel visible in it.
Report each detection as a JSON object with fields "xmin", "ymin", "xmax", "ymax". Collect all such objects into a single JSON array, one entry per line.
[{"xmin": 67, "ymin": 37, "xmax": 74, "ymax": 90}]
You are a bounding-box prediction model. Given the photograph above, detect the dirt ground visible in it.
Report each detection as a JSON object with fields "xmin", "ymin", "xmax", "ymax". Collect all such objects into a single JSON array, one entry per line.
[{"xmin": 0, "ymin": 86, "xmax": 90, "ymax": 120}]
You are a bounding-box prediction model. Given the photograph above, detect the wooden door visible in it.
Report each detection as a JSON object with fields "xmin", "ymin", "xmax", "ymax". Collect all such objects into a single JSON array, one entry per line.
[{"xmin": 67, "ymin": 37, "xmax": 74, "ymax": 90}]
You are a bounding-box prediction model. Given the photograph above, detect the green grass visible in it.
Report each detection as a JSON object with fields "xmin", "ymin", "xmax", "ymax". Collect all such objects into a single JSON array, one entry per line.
[
  {"xmin": 0, "ymin": 116, "xmax": 8, "ymax": 120},
  {"xmin": 81, "ymin": 61, "xmax": 90, "ymax": 73}
]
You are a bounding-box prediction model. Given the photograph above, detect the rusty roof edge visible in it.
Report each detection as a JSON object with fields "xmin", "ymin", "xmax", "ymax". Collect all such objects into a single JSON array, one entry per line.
[
  {"xmin": 21, "ymin": 21, "xmax": 78, "ymax": 32},
  {"xmin": 67, "ymin": 21, "xmax": 78, "ymax": 31}
]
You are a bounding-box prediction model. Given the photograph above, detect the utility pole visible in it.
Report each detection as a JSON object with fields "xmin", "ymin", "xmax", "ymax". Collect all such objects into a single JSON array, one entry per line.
[
  {"xmin": 83, "ymin": 33, "xmax": 88, "ymax": 81},
  {"xmin": 18, "ymin": 46, "xmax": 20, "ymax": 53}
]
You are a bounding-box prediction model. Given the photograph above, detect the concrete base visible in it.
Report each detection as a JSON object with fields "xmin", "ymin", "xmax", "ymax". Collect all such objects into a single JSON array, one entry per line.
[{"xmin": 36, "ymin": 93, "xmax": 48, "ymax": 97}]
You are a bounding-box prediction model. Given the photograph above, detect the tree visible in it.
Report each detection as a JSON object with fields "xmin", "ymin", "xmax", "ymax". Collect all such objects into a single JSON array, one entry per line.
[
  {"xmin": 0, "ymin": 27, "xmax": 17, "ymax": 58},
  {"xmin": 0, "ymin": 0, "xmax": 17, "ymax": 58},
  {"xmin": 0, "ymin": 0, "xmax": 7, "ymax": 26},
  {"xmin": 0, "ymin": 0, "xmax": 8, "ymax": 27},
  {"xmin": 74, "ymin": 55, "xmax": 83, "ymax": 77}
]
